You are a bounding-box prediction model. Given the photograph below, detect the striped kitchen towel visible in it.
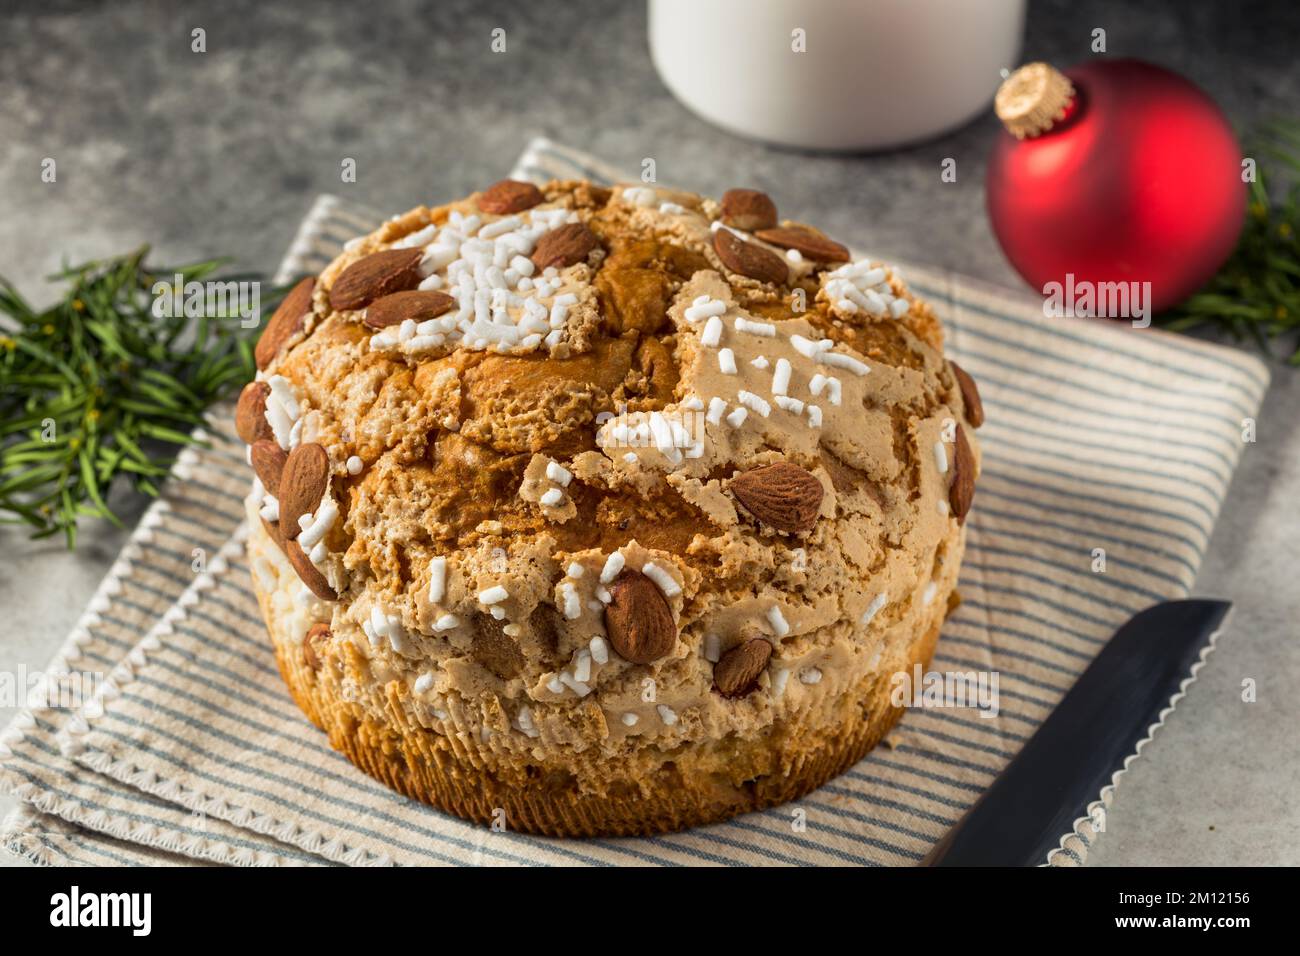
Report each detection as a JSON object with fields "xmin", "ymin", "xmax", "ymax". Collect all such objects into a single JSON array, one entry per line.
[{"xmin": 0, "ymin": 138, "xmax": 1270, "ymax": 866}]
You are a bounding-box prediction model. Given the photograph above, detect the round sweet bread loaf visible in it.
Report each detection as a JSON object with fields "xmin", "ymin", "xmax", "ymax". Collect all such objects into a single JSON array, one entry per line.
[{"xmin": 240, "ymin": 179, "xmax": 981, "ymax": 836}]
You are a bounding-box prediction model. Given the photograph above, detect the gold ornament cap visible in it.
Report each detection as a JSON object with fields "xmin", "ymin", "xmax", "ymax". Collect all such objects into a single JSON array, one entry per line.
[{"xmin": 995, "ymin": 62, "xmax": 1076, "ymax": 139}]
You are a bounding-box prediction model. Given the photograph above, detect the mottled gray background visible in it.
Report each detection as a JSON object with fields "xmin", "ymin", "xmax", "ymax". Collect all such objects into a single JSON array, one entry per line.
[{"xmin": 1, "ymin": 0, "xmax": 1298, "ymax": 867}]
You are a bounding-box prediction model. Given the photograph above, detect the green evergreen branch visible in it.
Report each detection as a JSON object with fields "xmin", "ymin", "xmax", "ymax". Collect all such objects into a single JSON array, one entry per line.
[{"xmin": 0, "ymin": 247, "xmax": 291, "ymax": 547}]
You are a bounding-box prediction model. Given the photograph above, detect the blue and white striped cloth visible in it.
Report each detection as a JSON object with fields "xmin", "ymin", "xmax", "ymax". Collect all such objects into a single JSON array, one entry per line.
[{"xmin": 0, "ymin": 139, "xmax": 1269, "ymax": 866}]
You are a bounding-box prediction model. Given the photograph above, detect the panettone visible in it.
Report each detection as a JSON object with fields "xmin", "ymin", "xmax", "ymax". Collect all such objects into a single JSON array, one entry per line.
[{"xmin": 236, "ymin": 178, "xmax": 981, "ymax": 836}]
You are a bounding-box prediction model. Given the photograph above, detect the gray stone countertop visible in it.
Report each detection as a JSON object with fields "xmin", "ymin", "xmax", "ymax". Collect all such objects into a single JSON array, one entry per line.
[{"xmin": 1, "ymin": 0, "xmax": 1297, "ymax": 866}]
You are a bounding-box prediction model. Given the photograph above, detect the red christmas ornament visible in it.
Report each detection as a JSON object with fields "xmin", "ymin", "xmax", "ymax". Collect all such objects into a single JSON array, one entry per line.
[{"xmin": 986, "ymin": 59, "xmax": 1246, "ymax": 316}]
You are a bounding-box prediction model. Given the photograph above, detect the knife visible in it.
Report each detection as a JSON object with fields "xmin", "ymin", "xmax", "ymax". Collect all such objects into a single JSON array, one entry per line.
[{"xmin": 924, "ymin": 598, "xmax": 1231, "ymax": 866}]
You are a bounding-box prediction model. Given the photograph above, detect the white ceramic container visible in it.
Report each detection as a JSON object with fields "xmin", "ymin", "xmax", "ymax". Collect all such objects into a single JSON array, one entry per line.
[{"xmin": 649, "ymin": 0, "xmax": 1026, "ymax": 151}]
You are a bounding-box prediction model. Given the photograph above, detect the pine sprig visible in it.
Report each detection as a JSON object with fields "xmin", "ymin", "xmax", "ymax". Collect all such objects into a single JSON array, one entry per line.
[
  {"xmin": 0, "ymin": 248, "xmax": 288, "ymax": 547},
  {"xmin": 1158, "ymin": 120, "xmax": 1300, "ymax": 362}
]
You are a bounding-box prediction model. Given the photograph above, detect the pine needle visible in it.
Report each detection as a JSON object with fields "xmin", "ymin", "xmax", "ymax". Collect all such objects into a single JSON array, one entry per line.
[{"xmin": 0, "ymin": 247, "xmax": 292, "ymax": 546}]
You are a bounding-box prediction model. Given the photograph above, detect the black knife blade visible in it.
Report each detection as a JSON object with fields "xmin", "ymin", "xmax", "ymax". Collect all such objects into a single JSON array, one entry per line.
[{"xmin": 924, "ymin": 598, "xmax": 1231, "ymax": 866}]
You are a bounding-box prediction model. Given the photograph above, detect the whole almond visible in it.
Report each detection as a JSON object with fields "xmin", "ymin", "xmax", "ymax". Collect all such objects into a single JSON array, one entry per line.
[
  {"xmin": 250, "ymin": 439, "xmax": 288, "ymax": 496},
  {"xmin": 721, "ymin": 189, "xmax": 778, "ymax": 231},
  {"xmin": 255, "ymin": 276, "xmax": 315, "ymax": 370},
  {"xmin": 713, "ymin": 228, "xmax": 789, "ymax": 285},
  {"xmin": 754, "ymin": 226, "xmax": 850, "ymax": 263},
  {"xmin": 261, "ymin": 516, "xmax": 287, "ymax": 555},
  {"xmin": 286, "ymin": 539, "xmax": 338, "ymax": 601},
  {"xmin": 279, "ymin": 443, "xmax": 330, "ymax": 540},
  {"xmin": 531, "ymin": 222, "xmax": 599, "ymax": 270},
  {"xmin": 713, "ymin": 638, "xmax": 773, "ymax": 698},
  {"xmin": 479, "ymin": 179, "xmax": 544, "ymax": 215},
  {"xmin": 303, "ymin": 622, "xmax": 330, "ymax": 670},
  {"xmin": 363, "ymin": 290, "xmax": 456, "ymax": 329},
  {"xmin": 235, "ymin": 381, "xmax": 273, "ymax": 444},
  {"xmin": 731, "ymin": 462, "xmax": 824, "ymax": 534},
  {"xmin": 604, "ymin": 570, "xmax": 677, "ymax": 664},
  {"xmin": 950, "ymin": 361, "xmax": 984, "ymax": 428},
  {"xmin": 329, "ymin": 248, "xmax": 424, "ymax": 312},
  {"xmin": 949, "ymin": 425, "xmax": 976, "ymax": 523}
]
